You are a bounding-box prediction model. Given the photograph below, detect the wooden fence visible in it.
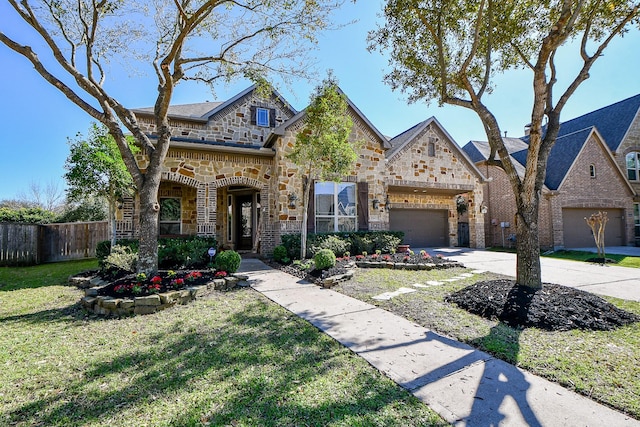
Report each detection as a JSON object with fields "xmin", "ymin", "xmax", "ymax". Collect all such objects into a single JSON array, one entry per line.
[{"xmin": 0, "ymin": 221, "xmax": 110, "ymax": 266}]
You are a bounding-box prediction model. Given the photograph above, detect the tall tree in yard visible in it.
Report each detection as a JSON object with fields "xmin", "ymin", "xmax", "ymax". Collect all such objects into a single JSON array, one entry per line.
[
  {"xmin": 64, "ymin": 123, "xmax": 136, "ymax": 247},
  {"xmin": 288, "ymin": 75, "xmax": 359, "ymax": 259},
  {"xmin": 0, "ymin": 0, "xmax": 345, "ymax": 274},
  {"xmin": 370, "ymin": 0, "xmax": 640, "ymax": 288}
]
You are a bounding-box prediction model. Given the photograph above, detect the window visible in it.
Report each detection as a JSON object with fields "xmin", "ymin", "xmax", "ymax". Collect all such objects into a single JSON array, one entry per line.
[
  {"xmin": 159, "ymin": 198, "xmax": 181, "ymax": 235},
  {"xmin": 315, "ymin": 182, "xmax": 357, "ymax": 232},
  {"xmin": 626, "ymin": 152, "xmax": 640, "ymax": 181},
  {"xmin": 634, "ymin": 203, "xmax": 640, "ymax": 240},
  {"xmin": 256, "ymin": 108, "xmax": 269, "ymax": 127},
  {"xmin": 428, "ymin": 141, "xmax": 436, "ymax": 157},
  {"xmin": 589, "ymin": 164, "xmax": 596, "ymax": 178}
]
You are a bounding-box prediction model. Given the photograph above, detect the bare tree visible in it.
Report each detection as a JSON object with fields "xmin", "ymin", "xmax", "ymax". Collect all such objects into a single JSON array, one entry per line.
[
  {"xmin": 1, "ymin": 0, "xmax": 346, "ymax": 274},
  {"xmin": 585, "ymin": 211, "xmax": 609, "ymax": 263},
  {"xmin": 16, "ymin": 180, "xmax": 65, "ymax": 213}
]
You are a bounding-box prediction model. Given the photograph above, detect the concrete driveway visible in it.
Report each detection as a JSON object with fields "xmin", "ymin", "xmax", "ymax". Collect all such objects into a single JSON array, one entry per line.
[{"xmin": 431, "ymin": 247, "xmax": 640, "ymax": 302}]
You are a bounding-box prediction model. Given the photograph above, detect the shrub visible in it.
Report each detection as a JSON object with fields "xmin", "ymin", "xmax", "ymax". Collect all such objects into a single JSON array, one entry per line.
[
  {"xmin": 281, "ymin": 234, "xmax": 302, "ymax": 259},
  {"xmin": 158, "ymin": 236, "xmax": 217, "ymax": 269},
  {"xmin": 96, "ymin": 239, "xmax": 139, "ymax": 265},
  {"xmin": 351, "ymin": 234, "xmax": 374, "ymax": 255},
  {"xmin": 372, "ymin": 233, "xmax": 402, "ymax": 253},
  {"xmin": 102, "ymin": 244, "xmax": 138, "ymax": 274},
  {"xmin": 272, "ymin": 245, "xmax": 289, "ymax": 263},
  {"xmin": 314, "ymin": 248, "xmax": 336, "ymax": 270},
  {"xmin": 214, "ymin": 250, "xmax": 241, "ymax": 273},
  {"xmin": 311, "ymin": 234, "xmax": 351, "ymax": 257},
  {"xmin": 97, "ymin": 237, "xmax": 216, "ymax": 269}
]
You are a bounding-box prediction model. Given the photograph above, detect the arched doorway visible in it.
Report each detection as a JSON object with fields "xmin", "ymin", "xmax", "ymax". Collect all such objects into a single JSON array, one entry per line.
[{"xmin": 225, "ymin": 186, "xmax": 261, "ymax": 251}]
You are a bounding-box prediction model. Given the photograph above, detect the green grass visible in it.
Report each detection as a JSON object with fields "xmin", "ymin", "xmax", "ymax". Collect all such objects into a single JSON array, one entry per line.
[
  {"xmin": 542, "ymin": 250, "xmax": 640, "ymax": 268},
  {"xmin": 0, "ymin": 262, "xmax": 446, "ymax": 426},
  {"xmin": 0, "ymin": 259, "xmax": 99, "ymax": 291},
  {"xmin": 335, "ymin": 268, "xmax": 640, "ymax": 419}
]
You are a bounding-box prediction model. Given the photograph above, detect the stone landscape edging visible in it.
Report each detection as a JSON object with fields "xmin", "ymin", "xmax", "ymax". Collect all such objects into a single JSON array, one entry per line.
[{"xmin": 77, "ymin": 274, "xmax": 248, "ymax": 317}]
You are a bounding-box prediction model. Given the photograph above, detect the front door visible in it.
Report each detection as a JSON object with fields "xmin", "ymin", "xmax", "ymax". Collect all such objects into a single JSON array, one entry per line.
[
  {"xmin": 228, "ymin": 190, "xmax": 260, "ymax": 251},
  {"xmin": 235, "ymin": 194, "xmax": 253, "ymax": 250}
]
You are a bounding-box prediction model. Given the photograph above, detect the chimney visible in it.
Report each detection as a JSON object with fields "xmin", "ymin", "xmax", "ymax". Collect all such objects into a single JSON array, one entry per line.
[{"xmin": 524, "ymin": 123, "xmax": 531, "ymax": 136}]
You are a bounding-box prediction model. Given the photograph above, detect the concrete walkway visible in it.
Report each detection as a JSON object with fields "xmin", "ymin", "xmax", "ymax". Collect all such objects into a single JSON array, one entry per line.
[{"xmin": 239, "ymin": 258, "xmax": 639, "ymax": 426}]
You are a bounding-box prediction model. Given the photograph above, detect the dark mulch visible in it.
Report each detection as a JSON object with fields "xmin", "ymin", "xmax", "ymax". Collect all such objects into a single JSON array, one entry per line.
[
  {"xmin": 446, "ymin": 279, "xmax": 640, "ymax": 331},
  {"xmin": 585, "ymin": 257, "xmax": 617, "ymax": 264}
]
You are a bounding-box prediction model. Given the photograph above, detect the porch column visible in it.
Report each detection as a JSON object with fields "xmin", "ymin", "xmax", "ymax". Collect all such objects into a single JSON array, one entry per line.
[{"xmin": 197, "ymin": 183, "xmax": 216, "ymax": 236}]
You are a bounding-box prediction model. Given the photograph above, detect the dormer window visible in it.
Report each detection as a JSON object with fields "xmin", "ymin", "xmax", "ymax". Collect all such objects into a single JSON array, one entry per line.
[{"xmin": 256, "ymin": 108, "xmax": 269, "ymax": 127}]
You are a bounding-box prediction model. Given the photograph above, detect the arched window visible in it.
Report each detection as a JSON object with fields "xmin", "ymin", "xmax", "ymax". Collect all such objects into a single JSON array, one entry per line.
[
  {"xmin": 589, "ymin": 164, "xmax": 596, "ymax": 178},
  {"xmin": 626, "ymin": 152, "xmax": 640, "ymax": 181}
]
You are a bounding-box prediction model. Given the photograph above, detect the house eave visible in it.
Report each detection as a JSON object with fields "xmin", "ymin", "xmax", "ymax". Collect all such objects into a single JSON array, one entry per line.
[
  {"xmin": 387, "ymin": 180, "xmax": 475, "ymax": 196},
  {"xmin": 158, "ymin": 137, "xmax": 275, "ymax": 157}
]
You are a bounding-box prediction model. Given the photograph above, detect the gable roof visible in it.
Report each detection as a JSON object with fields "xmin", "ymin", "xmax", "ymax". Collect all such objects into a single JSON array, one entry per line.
[
  {"xmin": 464, "ymin": 128, "xmax": 635, "ymax": 193},
  {"xmin": 513, "ymin": 128, "xmax": 594, "ymax": 190},
  {"xmin": 132, "ymin": 84, "xmax": 297, "ymax": 122},
  {"xmin": 267, "ymin": 86, "xmax": 391, "ymax": 149},
  {"xmin": 387, "ymin": 117, "xmax": 486, "ymax": 180},
  {"xmin": 554, "ymin": 93, "xmax": 640, "ymax": 152},
  {"xmin": 462, "ymin": 139, "xmax": 529, "ymax": 183},
  {"xmin": 133, "ymin": 102, "xmax": 222, "ymax": 122}
]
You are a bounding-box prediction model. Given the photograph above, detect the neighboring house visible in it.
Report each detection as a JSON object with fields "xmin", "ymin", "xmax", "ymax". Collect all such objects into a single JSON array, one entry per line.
[
  {"xmin": 119, "ymin": 85, "xmax": 487, "ymax": 255},
  {"xmin": 463, "ymin": 94, "xmax": 640, "ymax": 249}
]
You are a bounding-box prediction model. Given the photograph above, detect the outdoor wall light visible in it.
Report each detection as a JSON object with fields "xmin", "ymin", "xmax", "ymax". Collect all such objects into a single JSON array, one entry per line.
[
  {"xmin": 372, "ymin": 198, "xmax": 380, "ymax": 210},
  {"xmin": 288, "ymin": 193, "xmax": 298, "ymax": 209},
  {"xmin": 385, "ymin": 194, "xmax": 392, "ymax": 211},
  {"xmin": 480, "ymin": 203, "xmax": 488, "ymax": 214}
]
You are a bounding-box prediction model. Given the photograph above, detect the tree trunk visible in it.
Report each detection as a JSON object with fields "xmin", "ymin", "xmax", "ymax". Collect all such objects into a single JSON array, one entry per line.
[
  {"xmin": 515, "ymin": 198, "xmax": 542, "ymax": 288},
  {"xmin": 300, "ymin": 177, "xmax": 311, "ymax": 260},
  {"xmin": 109, "ymin": 201, "xmax": 117, "ymax": 249},
  {"xmin": 137, "ymin": 176, "xmax": 161, "ymax": 275}
]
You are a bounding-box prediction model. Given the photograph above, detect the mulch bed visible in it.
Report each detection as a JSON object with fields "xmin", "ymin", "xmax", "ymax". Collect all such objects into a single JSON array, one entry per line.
[
  {"xmin": 97, "ymin": 270, "xmax": 220, "ymax": 298},
  {"xmin": 446, "ymin": 279, "xmax": 640, "ymax": 331}
]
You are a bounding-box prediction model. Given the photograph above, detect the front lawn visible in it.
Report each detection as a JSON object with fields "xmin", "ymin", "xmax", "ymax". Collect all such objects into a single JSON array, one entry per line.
[
  {"xmin": 542, "ymin": 249, "xmax": 640, "ymax": 268},
  {"xmin": 335, "ymin": 267, "xmax": 640, "ymax": 419},
  {"xmin": 0, "ymin": 262, "xmax": 445, "ymax": 427}
]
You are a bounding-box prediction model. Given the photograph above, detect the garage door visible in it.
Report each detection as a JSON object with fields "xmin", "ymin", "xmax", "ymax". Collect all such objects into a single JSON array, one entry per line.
[
  {"xmin": 389, "ymin": 209, "xmax": 448, "ymax": 247},
  {"xmin": 562, "ymin": 208, "xmax": 624, "ymax": 248}
]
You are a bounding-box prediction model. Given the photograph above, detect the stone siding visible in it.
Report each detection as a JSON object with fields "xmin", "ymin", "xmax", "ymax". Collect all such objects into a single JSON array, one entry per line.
[
  {"xmin": 386, "ymin": 122, "xmax": 485, "ymax": 248},
  {"xmin": 137, "ymin": 93, "xmax": 294, "ymax": 147}
]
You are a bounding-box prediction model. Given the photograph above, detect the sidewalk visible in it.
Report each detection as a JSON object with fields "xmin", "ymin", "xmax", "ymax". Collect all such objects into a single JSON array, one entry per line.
[{"xmin": 239, "ymin": 258, "xmax": 639, "ymax": 426}]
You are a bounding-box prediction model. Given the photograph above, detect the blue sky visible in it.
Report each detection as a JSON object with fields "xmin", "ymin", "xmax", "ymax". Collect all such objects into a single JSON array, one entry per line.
[{"xmin": 1, "ymin": 1, "xmax": 639, "ymax": 201}]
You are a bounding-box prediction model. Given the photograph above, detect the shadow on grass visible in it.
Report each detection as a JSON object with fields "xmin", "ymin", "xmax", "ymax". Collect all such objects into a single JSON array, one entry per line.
[
  {"xmin": 0, "ymin": 303, "xmax": 86, "ymax": 325},
  {"xmin": 5, "ymin": 295, "xmax": 439, "ymax": 426}
]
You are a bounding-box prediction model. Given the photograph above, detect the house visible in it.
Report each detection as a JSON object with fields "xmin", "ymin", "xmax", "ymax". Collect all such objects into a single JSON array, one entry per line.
[
  {"xmin": 117, "ymin": 85, "xmax": 487, "ymax": 254},
  {"xmin": 463, "ymin": 94, "xmax": 640, "ymax": 249}
]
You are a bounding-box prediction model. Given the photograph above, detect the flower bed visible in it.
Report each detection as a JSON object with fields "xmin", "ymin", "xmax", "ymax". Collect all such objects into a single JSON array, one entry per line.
[
  {"xmin": 272, "ymin": 250, "xmax": 459, "ymax": 287},
  {"xmin": 76, "ymin": 270, "xmax": 247, "ymax": 317}
]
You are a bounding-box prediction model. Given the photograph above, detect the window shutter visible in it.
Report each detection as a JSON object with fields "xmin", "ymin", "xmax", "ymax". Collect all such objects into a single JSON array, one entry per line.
[
  {"xmin": 307, "ymin": 180, "xmax": 315, "ymax": 233},
  {"xmin": 357, "ymin": 182, "xmax": 369, "ymax": 231},
  {"xmin": 269, "ymin": 108, "xmax": 276, "ymax": 127},
  {"xmin": 250, "ymin": 106, "xmax": 257, "ymax": 125}
]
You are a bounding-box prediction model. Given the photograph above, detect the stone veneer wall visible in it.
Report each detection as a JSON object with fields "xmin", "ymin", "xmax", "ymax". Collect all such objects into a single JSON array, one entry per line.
[
  {"xmin": 270, "ymin": 107, "xmax": 390, "ymax": 246},
  {"xmin": 131, "ymin": 147, "xmax": 275, "ymax": 253},
  {"xmin": 615, "ymin": 109, "xmax": 640, "ymax": 198},
  {"xmin": 136, "ymin": 93, "xmax": 294, "ymax": 147},
  {"xmin": 386, "ymin": 122, "xmax": 485, "ymax": 248}
]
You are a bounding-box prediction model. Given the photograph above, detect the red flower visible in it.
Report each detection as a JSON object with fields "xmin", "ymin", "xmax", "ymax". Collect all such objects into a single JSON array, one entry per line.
[
  {"xmin": 151, "ymin": 275, "xmax": 163, "ymax": 285},
  {"xmin": 215, "ymin": 271, "xmax": 228, "ymax": 278}
]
